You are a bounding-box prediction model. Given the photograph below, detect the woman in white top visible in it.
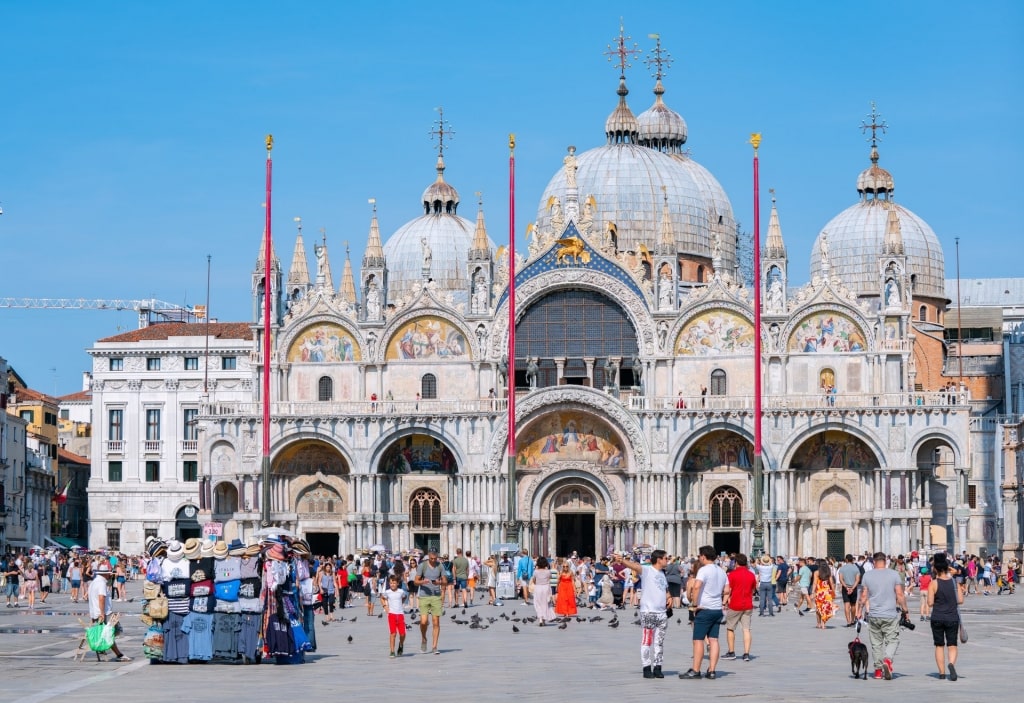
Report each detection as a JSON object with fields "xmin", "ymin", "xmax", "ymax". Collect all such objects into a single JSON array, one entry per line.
[{"xmin": 529, "ymin": 557, "xmax": 557, "ymax": 624}]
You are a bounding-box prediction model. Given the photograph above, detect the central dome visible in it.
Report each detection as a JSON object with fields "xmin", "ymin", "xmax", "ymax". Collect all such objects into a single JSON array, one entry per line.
[{"xmin": 536, "ymin": 74, "xmax": 736, "ymax": 271}]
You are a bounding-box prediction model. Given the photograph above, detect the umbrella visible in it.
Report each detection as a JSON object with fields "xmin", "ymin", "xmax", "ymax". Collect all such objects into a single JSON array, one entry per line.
[
  {"xmin": 252, "ymin": 527, "xmax": 297, "ymax": 538},
  {"xmin": 368, "ymin": 544, "xmax": 387, "ymax": 553}
]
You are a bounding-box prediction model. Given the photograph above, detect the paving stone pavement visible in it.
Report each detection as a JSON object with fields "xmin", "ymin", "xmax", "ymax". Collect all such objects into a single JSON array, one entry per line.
[{"xmin": 0, "ymin": 579, "xmax": 1019, "ymax": 702}]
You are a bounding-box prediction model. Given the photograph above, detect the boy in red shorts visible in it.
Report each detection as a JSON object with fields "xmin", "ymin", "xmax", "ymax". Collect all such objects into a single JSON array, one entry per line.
[{"xmin": 381, "ymin": 575, "xmax": 408, "ymax": 658}]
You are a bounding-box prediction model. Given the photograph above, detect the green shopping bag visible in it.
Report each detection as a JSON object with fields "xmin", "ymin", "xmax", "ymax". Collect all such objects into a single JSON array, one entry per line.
[{"xmin": 86, "ymin": 623, "xmax": 115, "ymax": 652}]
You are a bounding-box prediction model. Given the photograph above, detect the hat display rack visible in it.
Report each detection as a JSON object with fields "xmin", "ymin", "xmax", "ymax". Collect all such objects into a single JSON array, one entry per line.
[{"xmin": 139, "ymin": 534, "xmax": 316, "ymax": 664}]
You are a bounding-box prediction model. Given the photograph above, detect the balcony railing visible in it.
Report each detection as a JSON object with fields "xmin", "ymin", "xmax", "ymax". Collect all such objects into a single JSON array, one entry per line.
[
  {"xmin": 202, "ymin": 398, "xmax": 509, "ymax": 418},
  {"xmin": 105, "ymin": 440, "xmax": 124, "ymax": 454},
  {"xmin": 142, "ymin": 440, "xmax": 162, "ymax": 454},
  {"xmin": 180, "ymin": 439, "xmax": 199, "ymax": 454},
  {"xmin": 636, "ymin": 390, "xmax": 969, "ymax": 411}
]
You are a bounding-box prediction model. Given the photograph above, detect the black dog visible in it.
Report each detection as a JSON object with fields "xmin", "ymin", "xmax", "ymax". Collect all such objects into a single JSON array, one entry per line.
[{"xmin": 848, "ymin": 636, "xmax": 869, "ymax": 679}]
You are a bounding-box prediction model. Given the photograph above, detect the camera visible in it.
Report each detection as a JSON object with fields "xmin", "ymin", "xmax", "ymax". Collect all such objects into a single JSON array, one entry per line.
[{"xmin": 898, "ymin": 609, "xmax": 916, "ymax": 630}]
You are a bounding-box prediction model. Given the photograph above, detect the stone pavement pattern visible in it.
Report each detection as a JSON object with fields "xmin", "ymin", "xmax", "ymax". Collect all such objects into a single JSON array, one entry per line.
[{"xmin": 0, "ymin": 580, "xmax": 1019, "ymax": 703}]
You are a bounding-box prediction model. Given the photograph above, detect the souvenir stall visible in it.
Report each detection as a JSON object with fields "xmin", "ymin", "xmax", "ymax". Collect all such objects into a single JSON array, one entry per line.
[{"xmin": 139, "ymin": 535, "xmax": 313, "ymax": 665}]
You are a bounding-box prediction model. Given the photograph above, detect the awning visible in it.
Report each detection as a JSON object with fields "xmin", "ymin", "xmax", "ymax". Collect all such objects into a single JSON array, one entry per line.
[{"xmin": 47, "ymin": 536, "xmax": 86, "ymax": 549}]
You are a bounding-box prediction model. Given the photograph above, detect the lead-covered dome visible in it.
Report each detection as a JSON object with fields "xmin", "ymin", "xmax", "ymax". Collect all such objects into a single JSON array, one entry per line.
[
  {"xmin": 384, "ymin": 155, "xmax": 494, "ymax": 306},
  {"xmin": 536, "ymin": 75, "xmax": 736, "ymax": 271},
  {"xmin": 810, "ymin": 146, "xmax": 945, "ymax": 300}
]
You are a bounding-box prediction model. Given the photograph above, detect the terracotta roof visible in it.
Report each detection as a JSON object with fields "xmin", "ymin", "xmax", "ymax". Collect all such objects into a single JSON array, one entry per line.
[
  {"xmin": 12, "ymin": 386, "xmax": 57, "ymax": 404},
  {"xmin": 58, "ymin": 448, "xmax": 90, "ymax": 465},
  {"xmin": 98, "ymin": 321, "xmax": 253, "ymax": 343},
  {"xmin": 58, "ymin": 390, "xmax": 92, "ymax": 403}
]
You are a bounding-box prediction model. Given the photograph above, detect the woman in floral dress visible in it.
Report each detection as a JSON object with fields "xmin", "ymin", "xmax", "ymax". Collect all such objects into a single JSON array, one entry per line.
[{"xmin": 812, "ymin": 558, "xmax": 835, "ymax": 629}]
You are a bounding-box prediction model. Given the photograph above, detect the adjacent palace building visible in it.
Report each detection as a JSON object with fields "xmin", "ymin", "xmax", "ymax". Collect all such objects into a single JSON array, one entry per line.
[{"xmin": 87, "ymin": 37, "xmax": 1021, "ymax": 561}]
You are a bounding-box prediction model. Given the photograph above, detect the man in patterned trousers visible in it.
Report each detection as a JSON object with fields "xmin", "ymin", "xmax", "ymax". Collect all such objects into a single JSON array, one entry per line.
[{"xmin": 616, "ymin": 550, "xmax": 671, "ymax": 679}]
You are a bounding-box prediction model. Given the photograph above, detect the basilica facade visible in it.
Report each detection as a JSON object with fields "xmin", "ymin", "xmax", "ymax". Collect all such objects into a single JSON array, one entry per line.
[{"xmin": 193, "ymin": 48, "xmax": 983, "ymax": 561}]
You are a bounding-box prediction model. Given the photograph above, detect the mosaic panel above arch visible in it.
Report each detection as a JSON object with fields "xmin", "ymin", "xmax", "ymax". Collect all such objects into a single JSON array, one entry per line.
[
  {"xmin": 518, "ymin": 410, "xmax": 626, "ymax": 470},
  {"xmin": 788, "ymin": 311, "xmax": 866, "ymax": 353},
  {"xmin": 790, "ymin": 430, "xmax": 879, "ymax": 471},
  {"xmin": 379, "ymin": 434, "xmax": 458, "ymax": 475},
  {"xmin": 287, "ymin": 322, "xmax": 361, "ymax": 363},
  {"xmin": 272, "ymin": 440, "xmax": 350, "ymax": 476},
  {"xmin": 386, "ymin": 315, "xmax": 471, "ymax": 361},
  {"xmin": 675, "ymin": 309, "xmax": 754, "ymax": 356},
  {"xmin": 683, "ymin": 430, "xmax": 753, "ymax": 472}
]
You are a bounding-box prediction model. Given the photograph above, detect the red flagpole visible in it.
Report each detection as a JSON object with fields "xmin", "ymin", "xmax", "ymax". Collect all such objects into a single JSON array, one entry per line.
[
  {"xmin": 750, "ymin": 133, "xmax": 764, "ymax": 555},
  {"xmin": 261, "ymin": 135, "xmax": 274, "ymax": 526},
  {"xmin": 506, "ymin": 134, "xmax": 517, "ymax": 542}
]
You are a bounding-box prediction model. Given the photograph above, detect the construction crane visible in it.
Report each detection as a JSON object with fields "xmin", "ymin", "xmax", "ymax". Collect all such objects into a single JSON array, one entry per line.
[{"xmin": 0, "ymin": 297, "xmax": 198, "ymax": 329}]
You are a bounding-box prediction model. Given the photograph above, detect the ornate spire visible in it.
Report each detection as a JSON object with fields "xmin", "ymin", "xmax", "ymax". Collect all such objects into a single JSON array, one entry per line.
[
  {"xmin": 644, "ymin": 32, "xmax": 673, "ymax": 99},
  {"xmin": 604, "ymin": 20, "xmax": 640, "ymax": 144},
  {"xmin": 362, "ymin": 198, "xmax": 385, "ymax": 268},
  {"xmin": 339, "ymin": 243, "xmax": 357, "ymax": 304},
  {"xmin": 255, "ymin": 228, "xmax": 279, "ymax": 270},
  {"xmin": 656, "ymin": 185, "xmax": 674, "ymax": 255},
  {"xmin": 764, "ymin": 189, "xmax": 786, "ymax": 259},
  {"xmin": 315, "ymin": 228, "xmax": 334, "ymax": 290},
  {"xmin": 883, "ymin": 202, "xmax": 905, "ymax": 255},
  {"xmin": 287, "ymin": 217, "xmax": 311, "ymax": 288},
  {"xmin": 469, "ymin": 191, "xmax": 491, "ymax": 260}
]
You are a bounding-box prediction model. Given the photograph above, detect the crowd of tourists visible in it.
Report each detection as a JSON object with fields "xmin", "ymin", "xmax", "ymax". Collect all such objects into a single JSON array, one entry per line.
[{"xmin": 2, "ymin": 543, "xmax": 1015, "ymax": 679}]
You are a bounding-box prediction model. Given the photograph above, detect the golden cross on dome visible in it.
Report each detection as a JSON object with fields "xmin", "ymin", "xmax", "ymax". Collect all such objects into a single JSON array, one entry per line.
[
  {"xmin": 769, "ymin": 187, "xmax": 776, "ymax": 204},
  {"xmin": 644, "ymin": 33, "xmax": 673, "ymax": 81},
  {"xmin": 475, "ymin": 191, "xmax": 483, "ymax": 207},
  {"xmin": 605, "ymin": 19, "xmax": 640, "ymax": 76},
  {"xmin": 860, "ymin": 101, "xmax": 888, "ymax": 147},
  {"xmin": 429, "ymin": 106, "xmax": 455, "ymax": 158}
]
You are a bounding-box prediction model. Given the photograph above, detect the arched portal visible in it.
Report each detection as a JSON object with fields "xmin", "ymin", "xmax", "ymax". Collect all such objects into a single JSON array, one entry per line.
[
  {"xmin": 175, "ymin": 504, "xmax": 200, "ymax": 542},
  {"xmin": 917, "ymin": 438, "xmax": 957, "ymax": 551},
  {"xmin": 551, "ymin": 485, "xmax": 599, "ymax": 558},
  {"xmin": 788, "ymin": 430, "xmax": 880, "ymax": 555},
  {"xmin": 213, "ymin": 482, "xmax": 238, "ymax": 516},
  {"xmin": 270, "ymin": 439, "xmax": 350, "ymax": 516}
]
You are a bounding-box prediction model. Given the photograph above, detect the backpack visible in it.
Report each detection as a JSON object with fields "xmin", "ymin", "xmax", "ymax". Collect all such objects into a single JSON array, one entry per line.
[
  {"xmin": 146, "ymin": 557, "xmax": 163, "ymax": 583},
  {"xmin": 143, "ymin": 580, "xmax": 162, "ymax": 600},
  {"xmin": 146, "ymin": 595, "xmax": 169, "ymax": 620}
]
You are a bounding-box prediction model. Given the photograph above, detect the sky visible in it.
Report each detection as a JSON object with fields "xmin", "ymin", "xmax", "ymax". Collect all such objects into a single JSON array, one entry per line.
[{"xmin": 1, "ymin": 1, "xmax": 1022, "ymax": 393}]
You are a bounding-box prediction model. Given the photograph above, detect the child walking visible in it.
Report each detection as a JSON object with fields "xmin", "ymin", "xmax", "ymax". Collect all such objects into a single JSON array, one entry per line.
[{"xmin": 381, "ymin": 575, "xmax": 408, "ymax": 658}]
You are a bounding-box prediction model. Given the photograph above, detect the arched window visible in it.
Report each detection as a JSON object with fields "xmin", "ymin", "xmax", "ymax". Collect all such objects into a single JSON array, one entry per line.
[
  {"xmin": 318, "ymin": 376, "xmax": 333, "ymax": 402},
  {"xmin": 710, "ymin": 369, "xmax": 727, "ymax": 396},
  {"xmin": 710, "ymin": 486, "xmax": 742, "ymax": 528},
  {"xmin": 421, "ymin": 373, "xmax": 437, "ymax": 399},
  {"xmin": 410, "ymin": 488, "xmax": 441, "ymax": 529},
  {"xmin": 696, "ymin": 265, "xmax": 705, "ymax": 283},
  {"xmin": 918, "ymin": 305, "xmax": 927, "ymax": 322}
]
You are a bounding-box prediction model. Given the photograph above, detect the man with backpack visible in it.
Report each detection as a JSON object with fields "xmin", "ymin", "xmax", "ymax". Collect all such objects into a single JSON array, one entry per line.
[{"xmin": 516, "ymin": 549, "xmax": 534, "ymax": 604}]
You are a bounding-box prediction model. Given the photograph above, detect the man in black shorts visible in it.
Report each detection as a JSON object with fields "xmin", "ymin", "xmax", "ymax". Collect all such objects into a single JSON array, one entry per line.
[{"xmin": 837, "ymin": 554, "xmax": 862, "ymax": 627}]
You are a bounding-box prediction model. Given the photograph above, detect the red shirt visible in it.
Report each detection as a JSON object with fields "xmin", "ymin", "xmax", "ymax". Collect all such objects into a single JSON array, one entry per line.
[{"xmin": 727, "ymin": 567, "xmax": 757, "ymax": 611}]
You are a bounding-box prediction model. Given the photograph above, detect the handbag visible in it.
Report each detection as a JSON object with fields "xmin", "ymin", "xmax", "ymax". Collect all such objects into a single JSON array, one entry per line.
[
  {"xmin": 956, "ymin": 603, "xmax": 968, "ymax": 643},
  {"xmin": 86, "ymin": 623, "xmax": 115, "ymax": 652}
]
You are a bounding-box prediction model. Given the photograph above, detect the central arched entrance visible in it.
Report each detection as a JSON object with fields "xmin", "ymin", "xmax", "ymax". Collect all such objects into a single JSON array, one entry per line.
[{"xmin": 552, "ymin": 485, "xmax": 599, "ymax": 558}]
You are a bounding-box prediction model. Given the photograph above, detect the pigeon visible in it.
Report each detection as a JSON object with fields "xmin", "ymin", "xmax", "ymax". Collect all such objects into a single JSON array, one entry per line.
[
  {"xmin": 512, "ymin": 618, "xmax": 521, "ymax": 622},
  {"xmin": 378, "ymin": 613, "xmax": 383, "ymax": 619},
  {"xmin": 451, "ymin": 615, "xmax": 458, "ymax": 621},
  {"xmin": 462, "ymin": 609, "xmax": 467, "ymax": 614},
  {"xmin": 590, "ymin": 616, "xmax": 603, "ymax": 622},
  {"xmin": 677, "ymin": 619, "xmax": 682, "ymax": 625},
  {"xmin": 512, "ymin": 625, "xmax": 520, "ymax": 633},
  {"xmin": 609, "ymin": 621, "xmax": 619, "ymax": 628},
  {"xmin": 347, "ymin": 635, "xmax": 353, "ymax": 643},
  {"xmin": 576, "ymin": 617, "xmax": 583, "ymax": 623},
  {"xmin": 487, "ymin": 617, "xmax": 498, "ymax": 624},
  {"xmin": 511, "ymin": 610, "xmax": 516, "ymax": 616},
  {"xmin": 558, "ymin": 623, "xmax": 568, "ymax": 630},
  {"xmin": 350, "ymin": 617, "xmax": 357, "ymax": 623}
]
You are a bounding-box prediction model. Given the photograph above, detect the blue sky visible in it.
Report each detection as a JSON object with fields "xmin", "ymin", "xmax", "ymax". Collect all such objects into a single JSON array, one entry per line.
[{"xmin": 2, "ymin": 1, "xmax": 1022, "ymax": 392}]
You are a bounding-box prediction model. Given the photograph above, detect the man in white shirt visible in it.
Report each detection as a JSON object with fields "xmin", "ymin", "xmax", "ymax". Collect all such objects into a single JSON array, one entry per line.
[
  {"xmin": 88, "ymin": 564, "xmax": 130, "ymax": 661},
  {"xmin": 681, "ymin": 545, "xmax": 730, "ymax": 680},
  {"xmin": 617, "ymin": 549, "xmax": 671, "ymax": 680}
]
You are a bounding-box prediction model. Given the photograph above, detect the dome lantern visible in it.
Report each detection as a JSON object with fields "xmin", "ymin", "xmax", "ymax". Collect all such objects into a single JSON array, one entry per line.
[
  {"xmin": 637, "ymin": 33, "xmax": 688, "ymax": 152},
  {"xmin": 603, "ymin": 22, "xmax": 641, "ymax": 145}
]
